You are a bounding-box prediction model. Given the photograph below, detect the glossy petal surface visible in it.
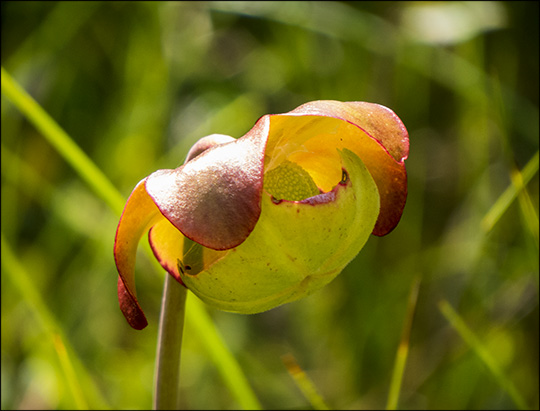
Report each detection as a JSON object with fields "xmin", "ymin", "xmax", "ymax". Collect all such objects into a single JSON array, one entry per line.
[{"xmin": 145, "ymin": 119, "xmax": 269, "ymax": 250}]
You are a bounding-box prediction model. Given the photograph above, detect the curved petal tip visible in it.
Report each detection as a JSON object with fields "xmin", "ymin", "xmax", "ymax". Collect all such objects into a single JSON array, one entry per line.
[{"xmin": 118, "ymin": 277, "xmax": 148, "ymax": 330}]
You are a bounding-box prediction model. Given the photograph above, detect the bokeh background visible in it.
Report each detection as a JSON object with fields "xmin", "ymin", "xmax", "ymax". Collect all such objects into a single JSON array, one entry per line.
[{"xmin": 1, "ymin": 1, "xmax": 538, "ymax": 409}]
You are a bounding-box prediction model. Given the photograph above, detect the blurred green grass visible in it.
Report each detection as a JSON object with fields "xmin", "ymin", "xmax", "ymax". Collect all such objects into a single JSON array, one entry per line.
[{"xmin": 1, "ymin": 1, "xmax": 538, "ymax": 409}]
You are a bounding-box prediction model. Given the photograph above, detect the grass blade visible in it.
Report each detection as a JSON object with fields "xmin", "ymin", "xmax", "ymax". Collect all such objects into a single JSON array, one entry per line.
[
  {"xmin": 1, "ymin": 233, "xmax": 105, "ymax": 410},
  {"xmin": 1, "ymin": 66, "xmax": 125, "ymax": 215},
  {"xmin": 481, "ymin": 151, "xmax": 539, "ymax": 234},
  {"xmin": 438, "ymin": 300, "xmax": 528, "ymax": 410},
  {"xmin": 386, "ymin": 276, "xmax": 421, "ymax": 410},
  {"xmin": 282, "ymin": 353, "xmax": 330, "ymax": 410},
  {"xmin": 187, "ymin": 296, "xmax": 263, "ymax": 409},
  {"xmin": 512, "ymin": 164, "xmax": 539, "ymax": 247}
]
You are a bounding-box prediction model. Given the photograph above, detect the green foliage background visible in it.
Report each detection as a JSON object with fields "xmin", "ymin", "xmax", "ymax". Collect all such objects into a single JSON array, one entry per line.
[{"xmin": 1, "ymin": 1, "xmax": 538, "ymax": 409}]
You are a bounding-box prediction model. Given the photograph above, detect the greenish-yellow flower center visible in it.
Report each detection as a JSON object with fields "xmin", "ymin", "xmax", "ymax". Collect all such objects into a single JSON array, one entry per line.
[{"xmin": 264, "ymin": 160, "xmax": 320, "ymax": 201}]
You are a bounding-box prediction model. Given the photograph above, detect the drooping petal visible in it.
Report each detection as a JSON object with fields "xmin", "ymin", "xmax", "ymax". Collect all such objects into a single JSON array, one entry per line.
[
  {"xmin": 114, "ymin": 179, "xmax": 165, "ymax": 329},
  {"xmin": 180, "ymin": 149, "xmax": 380, "ymax": 313},
  {"xmin": 145, "ymin": 118, "xmax": 270, "ymax": 251}
]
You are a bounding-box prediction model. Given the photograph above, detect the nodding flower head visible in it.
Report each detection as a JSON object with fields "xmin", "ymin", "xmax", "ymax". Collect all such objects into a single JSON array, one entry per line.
[{"xmin": 114, "ymin": 100, "xmax": 409, "ymax": 329}]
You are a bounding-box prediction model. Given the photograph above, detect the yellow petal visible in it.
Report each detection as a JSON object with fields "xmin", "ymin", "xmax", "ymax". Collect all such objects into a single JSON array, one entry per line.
[
  {"xmin": 148, "ymin": 217, "xmax": 227, "ymax": 281},
  {"xmin": 266, "ymin": 101, "xmax": 408, "ymax": 235},
  {"xmin": 114, "ymin": 179, "xmax": 164, "ymax": 329}
]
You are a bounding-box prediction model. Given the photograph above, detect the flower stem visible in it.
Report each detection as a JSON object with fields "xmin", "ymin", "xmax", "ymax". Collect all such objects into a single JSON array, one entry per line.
[{"xmin": 153, "ymin": 274, "xmax": 188, "ymax": 410}]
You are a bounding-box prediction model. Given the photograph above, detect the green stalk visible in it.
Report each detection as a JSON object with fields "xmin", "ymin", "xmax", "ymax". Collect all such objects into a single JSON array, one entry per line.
[
  {"xmin": 154, "ymin": 275, "xmax": 188, "ymax": 410},
  {"xmin": 153, "ymin": 236, "xmax": 201, "ymax": 409}
]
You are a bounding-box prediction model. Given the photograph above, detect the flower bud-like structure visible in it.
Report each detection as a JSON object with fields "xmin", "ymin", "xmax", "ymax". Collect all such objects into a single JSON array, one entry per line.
[{"xmin": 114, "ymin": 101, "xmax": 409, "ymax": 330}]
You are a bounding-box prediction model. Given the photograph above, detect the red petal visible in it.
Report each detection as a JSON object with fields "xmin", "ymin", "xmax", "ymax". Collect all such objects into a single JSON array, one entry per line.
[{"xmin": 145, "ymin": 117, "xmax": 269, "ymax": 250}]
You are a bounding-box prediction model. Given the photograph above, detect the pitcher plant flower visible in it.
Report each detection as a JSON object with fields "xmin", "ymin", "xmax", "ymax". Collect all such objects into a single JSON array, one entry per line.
[{"xmin": 114, "ymin": 100, "xmax": 409, "ymax": 330}]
